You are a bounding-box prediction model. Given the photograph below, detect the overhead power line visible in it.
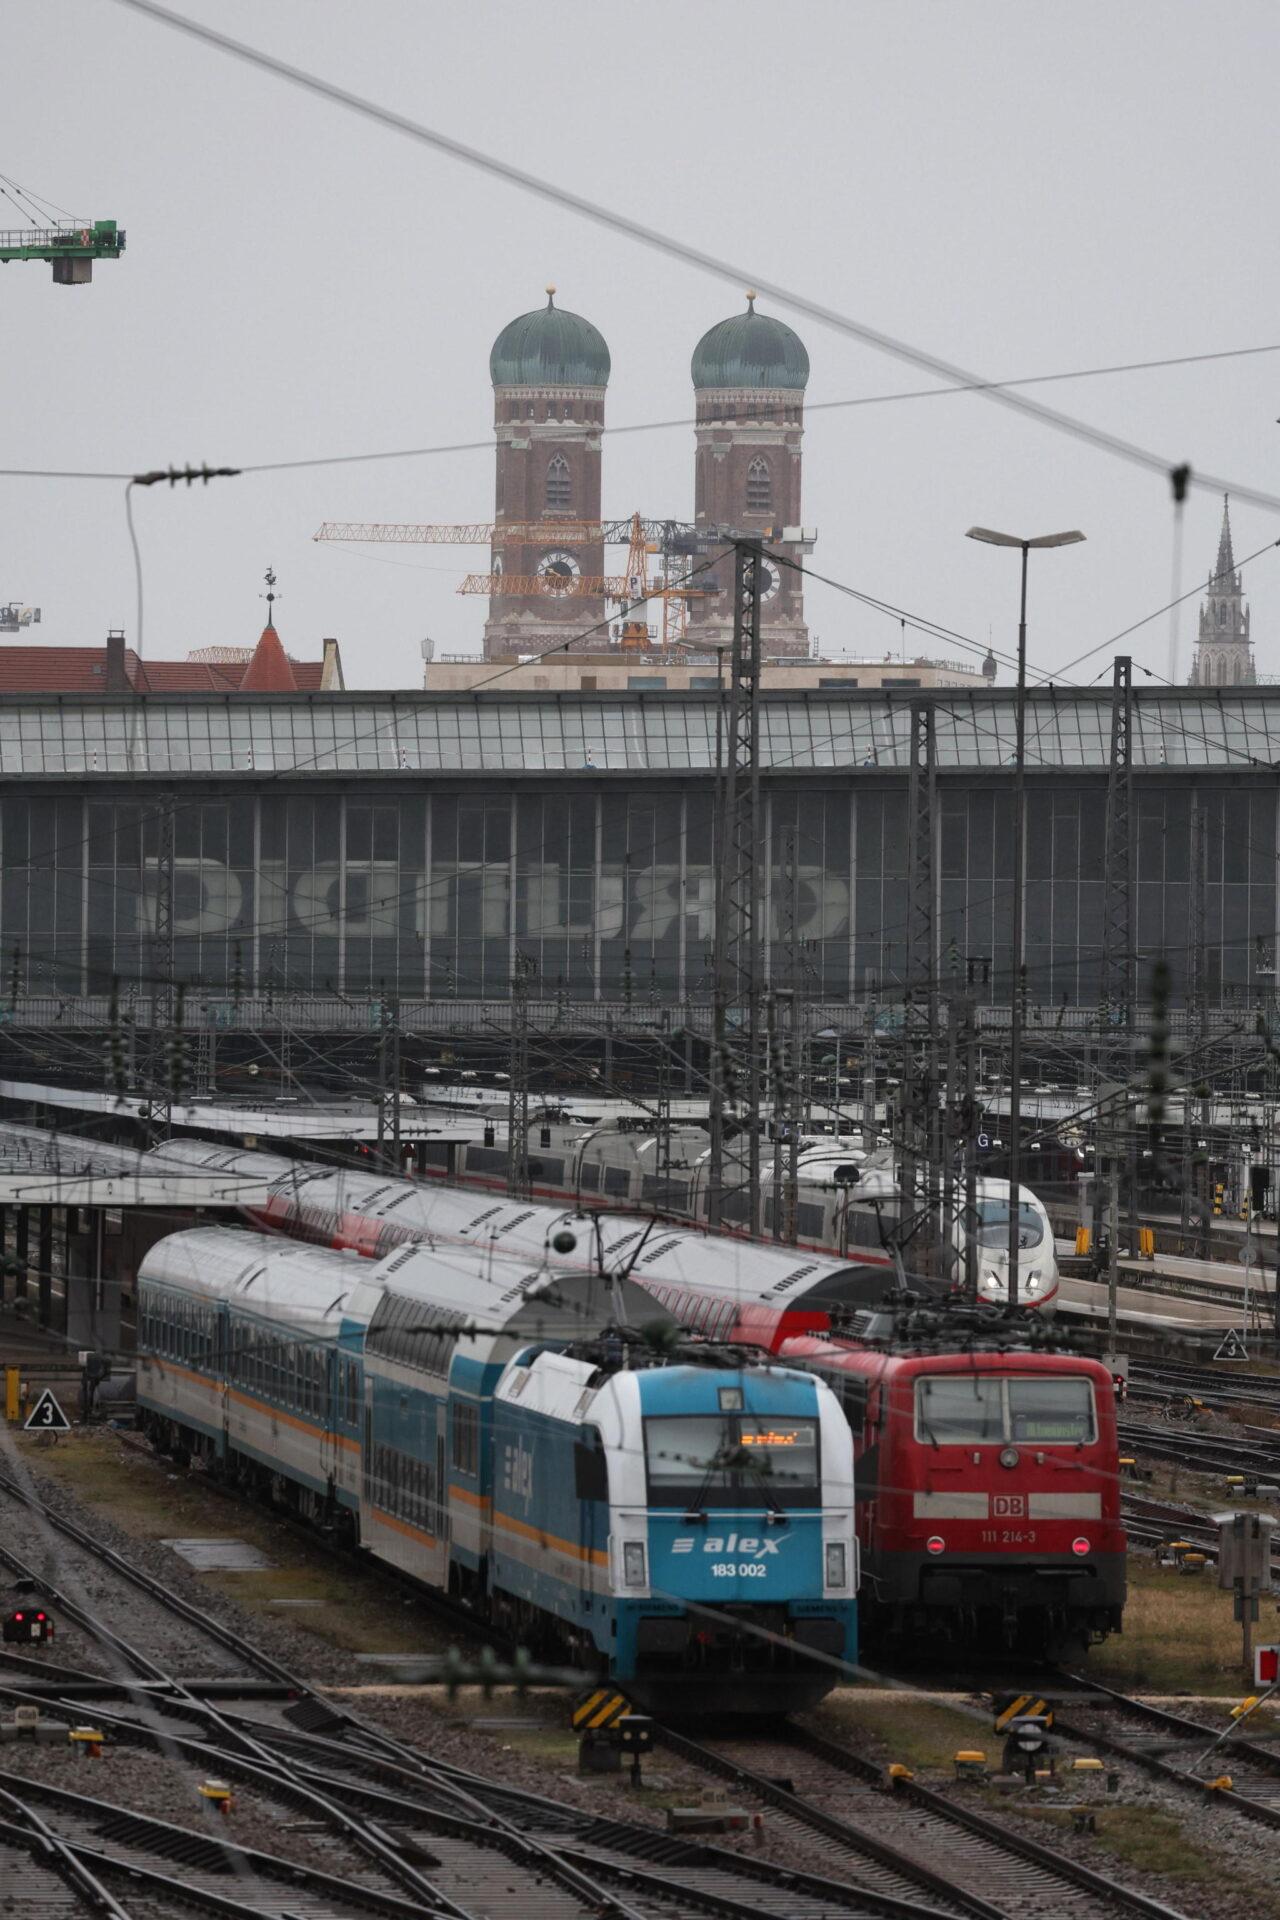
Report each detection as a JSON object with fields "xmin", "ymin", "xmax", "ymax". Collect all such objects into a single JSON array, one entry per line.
[
  {"xmin": 112, "ymin": 0, "xmax": 1280, "ymax": 515},
  {"xmin": 4, "ymin": 339, "xmax": 1279, "ymax": 487}
]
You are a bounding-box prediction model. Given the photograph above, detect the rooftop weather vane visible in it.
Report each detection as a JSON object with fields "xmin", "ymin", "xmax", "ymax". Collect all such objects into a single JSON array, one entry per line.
[{"xmin": 262, "ymin": 566, "xmax": 279, "ymax": 624}]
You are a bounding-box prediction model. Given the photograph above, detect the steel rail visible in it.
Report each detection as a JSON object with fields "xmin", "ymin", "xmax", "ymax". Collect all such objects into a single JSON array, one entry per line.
[
  {"xmin": 656, "ymin": 1724, "xmax": 1005, "ymax": 1920},
  {"xmin": 0, "ymin": 1525, "xmax": 471, "ymax": 1917},
  {"xmin": 1051, "ymin": 1668, "xmax": 1280, "ymax": 1836},
  {"xmin": 785, "ymin": 1722, "xmax": 1195, "ymax": 1920},
  {"xmin": 0, "ymin": 1682, "xmax": 954, "ymax": 1920},
  {"xmin": 0, "ymin": 1767, "xmax": 434, "ymax": 1918},
  {"xmin": 0, "ymin": 1791, "xmax": 135, "ymax": 1920}
]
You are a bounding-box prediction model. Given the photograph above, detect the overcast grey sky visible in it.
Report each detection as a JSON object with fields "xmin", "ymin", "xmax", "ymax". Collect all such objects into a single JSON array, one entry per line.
[{"xmin": 5, "ymin": 0, "xmax": 1280, "ymax": 688}]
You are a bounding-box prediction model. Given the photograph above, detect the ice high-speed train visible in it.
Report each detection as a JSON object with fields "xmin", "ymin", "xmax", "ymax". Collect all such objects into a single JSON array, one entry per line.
[
  {"xmin": 135, "ymin": 1226, "xmax": 857, "ymax": 1712},
  {"xmin": 151, "ymin": 1124, "xmax": 1058, "ymax": 1316}
]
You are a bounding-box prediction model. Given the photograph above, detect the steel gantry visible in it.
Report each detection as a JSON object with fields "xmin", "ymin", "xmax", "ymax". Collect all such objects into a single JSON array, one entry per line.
[
  {"xmin": 707, "ymin": 541, "xmax": 765, "ymax": 1233},
  {"xmin": 507, "ymin": 952, "xmax": 535, "ymax": 1200},
  {"xmin": 146, "ymin": 796, "xmax": 177, "ymax": 1143},
  {"xmin": 899, "ymin": 700, "xmax": 939, "ymax": 1262},
  {"xmin": 1092, "ymin": 656, "xmax": 1134, "ymax": 1260}
]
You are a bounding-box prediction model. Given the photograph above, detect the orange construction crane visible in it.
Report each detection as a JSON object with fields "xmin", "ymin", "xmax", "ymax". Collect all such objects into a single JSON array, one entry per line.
[
  {"xmin": 315, "ymin": 512, "xmax": 708, "ymax": 647},
  {"xmin": 313, "ymin": 516, "xmax": 681, "ymax": 547}
]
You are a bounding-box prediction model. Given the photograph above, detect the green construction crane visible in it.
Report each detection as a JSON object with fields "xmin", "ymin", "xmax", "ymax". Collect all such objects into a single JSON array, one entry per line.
[{"xmin": 0, "ymin": 220, "xmax": 124, "ymax": 284}]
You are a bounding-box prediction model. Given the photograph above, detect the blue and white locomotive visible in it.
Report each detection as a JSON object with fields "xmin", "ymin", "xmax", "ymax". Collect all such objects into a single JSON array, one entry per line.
[{"xmin": 136, "ymin": 1227, "xmax": 856, "ymax": 1713}]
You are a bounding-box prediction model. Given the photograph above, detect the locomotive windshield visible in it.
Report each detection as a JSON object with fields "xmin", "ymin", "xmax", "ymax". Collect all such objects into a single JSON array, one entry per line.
[
  {"xmin": 974, "ymin": 1200, "xmax": 1045, "ymax": 1249},
  {"xmin": 644, "ymin": 1414, "xmax": 820, "ymax": 1506},
  {"xmin": 915, "ymin": 1375, "xmax": 1095, "ymax": 1446}
]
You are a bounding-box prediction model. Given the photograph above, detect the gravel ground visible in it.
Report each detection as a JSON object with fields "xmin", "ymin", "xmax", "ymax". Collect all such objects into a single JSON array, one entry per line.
[
  {"xmin": 343, "ymin": 1689, "xmax": 983, "ymax": 1902},
  {"xmin": 868, "ymin": 1698, "xmax": 1280, "ymax": 1920},
  {"xmin": 0, "ymin": 1476, "xmax": 251, "ymax": 1682},
  {"xmin": 0, "ymin": 1732, "xmax": 396, "ymax": 1886},
  {"xmin": 15, "ymin": 1436, "xmax": 1274, "ymax": 1916},
  {"xmin": 3, "ymin": 1452, "xmax": 378, "ymax": 1686}
]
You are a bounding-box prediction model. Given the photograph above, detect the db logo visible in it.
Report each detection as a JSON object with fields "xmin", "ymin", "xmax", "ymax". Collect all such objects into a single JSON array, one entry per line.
[{"xmin": 992, "ymin": 1495, "xmax": 1026, "ymax": 1519}]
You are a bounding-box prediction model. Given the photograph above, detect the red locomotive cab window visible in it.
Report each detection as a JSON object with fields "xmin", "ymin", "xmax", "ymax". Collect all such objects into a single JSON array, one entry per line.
[{"xmin": 915, "ymin": 1374, "xmax": 1097, "ymax": 1446}]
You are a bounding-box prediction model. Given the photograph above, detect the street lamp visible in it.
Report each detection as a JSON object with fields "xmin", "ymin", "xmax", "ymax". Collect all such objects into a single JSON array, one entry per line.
[{"xmin": 966, "ymin": 526, "xmax": 1085, "ymax": 1310}]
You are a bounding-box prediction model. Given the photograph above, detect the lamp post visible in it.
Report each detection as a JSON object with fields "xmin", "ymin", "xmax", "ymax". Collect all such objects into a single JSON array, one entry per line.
[{"xmin": 966, "ymin": 526, "xmax": 1085, "ymax": 1309}]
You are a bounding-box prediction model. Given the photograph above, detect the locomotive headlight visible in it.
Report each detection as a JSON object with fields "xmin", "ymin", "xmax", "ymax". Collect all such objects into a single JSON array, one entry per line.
[
  {"xmin": 622, "ymin": 1541, "xmax": 648, "ymax": 1588},
  {"xmin": 825, "ymin": 1542, "xmax": 847, "ymax": 1589},
  {"xmin": 1025, "ymin": 1271, "xmax": 1041, "ymax": 1293},
  {"xmin": 1071, "ymin": 1537, "xmax": 1091, "ymax": 1558},
  {"xmin": 983, "ymin": 1270, "xmax": 1003, "ymax": 1292}
]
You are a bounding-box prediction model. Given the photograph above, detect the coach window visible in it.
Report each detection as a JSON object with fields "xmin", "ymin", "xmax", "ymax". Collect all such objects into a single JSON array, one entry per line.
[{"xmin": 452, "ymin": 1402, "xmax": 479, "ymax": 1475}]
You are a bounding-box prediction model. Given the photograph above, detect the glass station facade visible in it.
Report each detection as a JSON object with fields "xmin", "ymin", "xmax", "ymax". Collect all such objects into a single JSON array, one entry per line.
[{"xmin": 0, "ymin": 688, "xmax": 1275, "ymax": 1008}]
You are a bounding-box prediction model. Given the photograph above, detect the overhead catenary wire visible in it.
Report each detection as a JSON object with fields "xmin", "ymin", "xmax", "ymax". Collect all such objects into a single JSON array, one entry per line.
[
  {"xmin": 104, "ymin": 0, "xmax": 1280, "ymax": 520},
  {"xmin": 5, "ymin": 337, "xmax": 1280, "ymax": 487}
]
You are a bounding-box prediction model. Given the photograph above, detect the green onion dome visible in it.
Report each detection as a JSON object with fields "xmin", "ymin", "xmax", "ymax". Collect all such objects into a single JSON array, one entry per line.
[
  {"xmin": 691, "ymin": 292, "xmax": 809, "ymax": 391},
  {"xmin": 490, "ymin": 287, "xmax": 611, "ymax": 388}
]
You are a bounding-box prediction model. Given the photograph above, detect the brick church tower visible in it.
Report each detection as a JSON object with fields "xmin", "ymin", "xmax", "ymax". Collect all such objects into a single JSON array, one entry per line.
[
  {"xmin": 483, "ymin": 289, "xmax": 611, "ymax": 660},
  {"xmin": 687, "ymin": 295, "xmax": 811, "ymax": 657}
]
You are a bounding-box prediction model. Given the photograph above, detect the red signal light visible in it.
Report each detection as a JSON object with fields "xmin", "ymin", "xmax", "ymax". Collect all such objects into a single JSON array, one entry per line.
[
  {"xmin": 12, "ymin": 1613, "xmax": 22, "ymax": 1622},
  {"xmin": 35, "ymin": 1613, "xmax": 45, "ymax": 1622},
  {"xmin": 926, "ymin": 1536, "xmax": 945, "ymax": 1556},
  {"xmin": 1071, "ymin": 1537, "xmax": 1090, "ymax": 1557}
]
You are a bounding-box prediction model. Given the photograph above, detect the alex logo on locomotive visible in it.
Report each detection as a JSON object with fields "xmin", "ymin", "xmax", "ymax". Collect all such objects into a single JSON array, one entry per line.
[{"xmin": 670, "ymin": 1534, "xmax": 785, "ymax": 1557}]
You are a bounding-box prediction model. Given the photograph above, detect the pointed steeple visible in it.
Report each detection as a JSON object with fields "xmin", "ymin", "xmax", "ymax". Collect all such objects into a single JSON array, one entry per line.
[
  {"xmin": 240, "ymin": 569, "xmax": 298, "ymax": 693},
  {"xmin": 1190, "ymin": 497, "xmax": 1253, "ymax": 686},
  {"xmin": 1214, "ymin": 494, "xmax": 1237, "ymax": 588}
]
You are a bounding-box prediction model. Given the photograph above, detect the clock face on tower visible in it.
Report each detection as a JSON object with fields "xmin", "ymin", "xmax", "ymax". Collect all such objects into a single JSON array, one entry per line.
[
  {"xmin": 759, "ymin": 557, "xmax": 781, "ymax": 603},
  {"xmin": 538, "ymin": 550, "xmax": 581, "ymax": 593}
]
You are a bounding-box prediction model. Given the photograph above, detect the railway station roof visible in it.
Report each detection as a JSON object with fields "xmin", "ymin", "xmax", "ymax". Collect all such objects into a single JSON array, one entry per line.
[{"xmin": 0, "ymin": 687, "xmax": 1274, "ymax": 778}]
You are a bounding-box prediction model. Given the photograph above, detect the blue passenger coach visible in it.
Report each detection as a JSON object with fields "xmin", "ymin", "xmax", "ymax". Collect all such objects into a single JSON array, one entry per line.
[{"xmin": 137, "ymin": 1227, "xmax": 857, "ymax": 1714}]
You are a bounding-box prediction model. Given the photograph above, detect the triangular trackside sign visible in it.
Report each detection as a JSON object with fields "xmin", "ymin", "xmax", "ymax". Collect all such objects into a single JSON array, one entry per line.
[
  {"xmin": 1214, "ymin": 1328, "xmax": 1250, "ymax": 1362},
  {"xmin": 23, "ymin": 1389, "xmax": 70, "ymax": 1433}
]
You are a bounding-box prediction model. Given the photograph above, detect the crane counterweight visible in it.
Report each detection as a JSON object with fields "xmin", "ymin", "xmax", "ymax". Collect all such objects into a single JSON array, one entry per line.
[{"xmin": 0, "ymin": 220, "xmax": 125, "ymax": 284}]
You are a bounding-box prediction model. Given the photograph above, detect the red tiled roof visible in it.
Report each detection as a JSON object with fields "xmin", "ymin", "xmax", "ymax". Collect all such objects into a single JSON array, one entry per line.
[
  {"xmin": 239, "ymin": 622, "xmax": 299, "ymax": 694},
  {"xmin": 0, "ymin": 647, "xmax": 119, "ymax": 692},
  {"xmin": 0, "ymin": 641, "xmax": 324, "ymax": 694}
]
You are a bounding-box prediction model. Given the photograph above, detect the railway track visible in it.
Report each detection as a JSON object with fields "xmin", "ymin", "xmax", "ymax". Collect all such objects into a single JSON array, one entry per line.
[
  {"xmin": 0, "ymin": 1464, "xmax": 943, "ymax": 1920},
  {"xmin": 1128, "ymin": 1359, "xmax": 1280, "ymax": 1412},
  {"xmin": 1117, "ymin": 1417, "xmax": 1280, "ymax": 1482},
  {"xmin": 1051, "ymin": 1671, "xmax": 1280, "ymax": 1837},
  {"xmin": 658, "ymin": 1719, "xmax": 1193, "ymax": 1920}
]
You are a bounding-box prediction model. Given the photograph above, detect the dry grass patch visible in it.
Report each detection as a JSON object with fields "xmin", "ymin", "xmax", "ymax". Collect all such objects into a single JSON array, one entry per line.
[
  {"xmin": 809, "ymin": 1691, "xmax": 992, "ymax": 1773},
  {"xmin": 13, "ymin": 1430, "xmax": 446, "ymax": 1657},
  {"xmin": 1012, "ymin": 1802, "xmax": 1213, "ymax": 1882},
  {"xmin": 1091, "ymin": 1557, "xmax": 1267, "ymax": 1695}
]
